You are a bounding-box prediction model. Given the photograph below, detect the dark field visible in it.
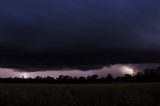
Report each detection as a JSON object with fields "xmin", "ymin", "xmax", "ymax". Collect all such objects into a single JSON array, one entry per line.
[{"xmin": 0, "ymin": 83, "xmax": 160, "ymax": 106}]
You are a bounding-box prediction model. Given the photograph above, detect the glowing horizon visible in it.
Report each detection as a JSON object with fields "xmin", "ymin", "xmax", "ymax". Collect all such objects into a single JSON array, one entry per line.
[{"xmin": 0, "ymin": 64, "xmax": 158, "ymax": 78}]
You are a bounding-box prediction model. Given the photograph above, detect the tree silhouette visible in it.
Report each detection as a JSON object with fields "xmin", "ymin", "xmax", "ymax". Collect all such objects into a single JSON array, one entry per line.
[{"xmin": 106, "ymin": 74, "xmax": 113, "ymax": 81}]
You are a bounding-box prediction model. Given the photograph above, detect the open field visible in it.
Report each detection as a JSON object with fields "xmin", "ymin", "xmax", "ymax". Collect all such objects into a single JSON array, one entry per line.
[{"xmin": 0, "ymin": 83, "xmax": 160, "ymax": 106}]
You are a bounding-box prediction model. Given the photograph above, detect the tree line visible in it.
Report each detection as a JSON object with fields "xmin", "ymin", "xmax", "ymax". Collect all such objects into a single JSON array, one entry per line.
[{"xmin": 0, "ymin": 67, "xmax": 160, "ymax": 83}]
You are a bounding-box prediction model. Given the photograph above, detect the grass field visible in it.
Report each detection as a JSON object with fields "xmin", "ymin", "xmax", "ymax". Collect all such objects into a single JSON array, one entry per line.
[{"xmin": 0, "ymin": 83, "xmax": 160, "ymax": 106}]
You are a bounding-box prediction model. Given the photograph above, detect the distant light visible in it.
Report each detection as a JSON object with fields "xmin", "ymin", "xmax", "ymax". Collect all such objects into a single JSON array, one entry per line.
[
  {"xmin": 120, "ymin": 66, "xmax": 135, "ymax": 75},
  {"xmin": 23, "ymin": 73, "xmax": 28, "ymax": 79}
]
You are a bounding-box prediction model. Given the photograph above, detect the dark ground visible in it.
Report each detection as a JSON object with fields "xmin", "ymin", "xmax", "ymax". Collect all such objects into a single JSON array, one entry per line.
[{"xmin": 0, "ymin": 83, "xmax": 160, "ymax": 106}]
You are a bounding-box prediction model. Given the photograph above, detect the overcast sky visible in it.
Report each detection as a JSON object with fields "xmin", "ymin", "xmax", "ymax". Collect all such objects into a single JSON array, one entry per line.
[{"xmin": 0, "ymin": 0, "xmax": 160, "ymax": 71}]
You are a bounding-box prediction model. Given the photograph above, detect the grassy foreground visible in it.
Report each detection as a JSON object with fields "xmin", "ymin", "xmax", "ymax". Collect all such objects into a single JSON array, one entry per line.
[{"xmin": 0, "ymin": 83, "xmax": 160, "ymax": 106}]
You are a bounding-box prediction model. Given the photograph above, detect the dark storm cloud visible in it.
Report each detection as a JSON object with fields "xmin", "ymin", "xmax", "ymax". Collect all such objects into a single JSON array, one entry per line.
[{"xmin": 0, "ymin": 0, "xmax": 160, "ymax": 70}]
